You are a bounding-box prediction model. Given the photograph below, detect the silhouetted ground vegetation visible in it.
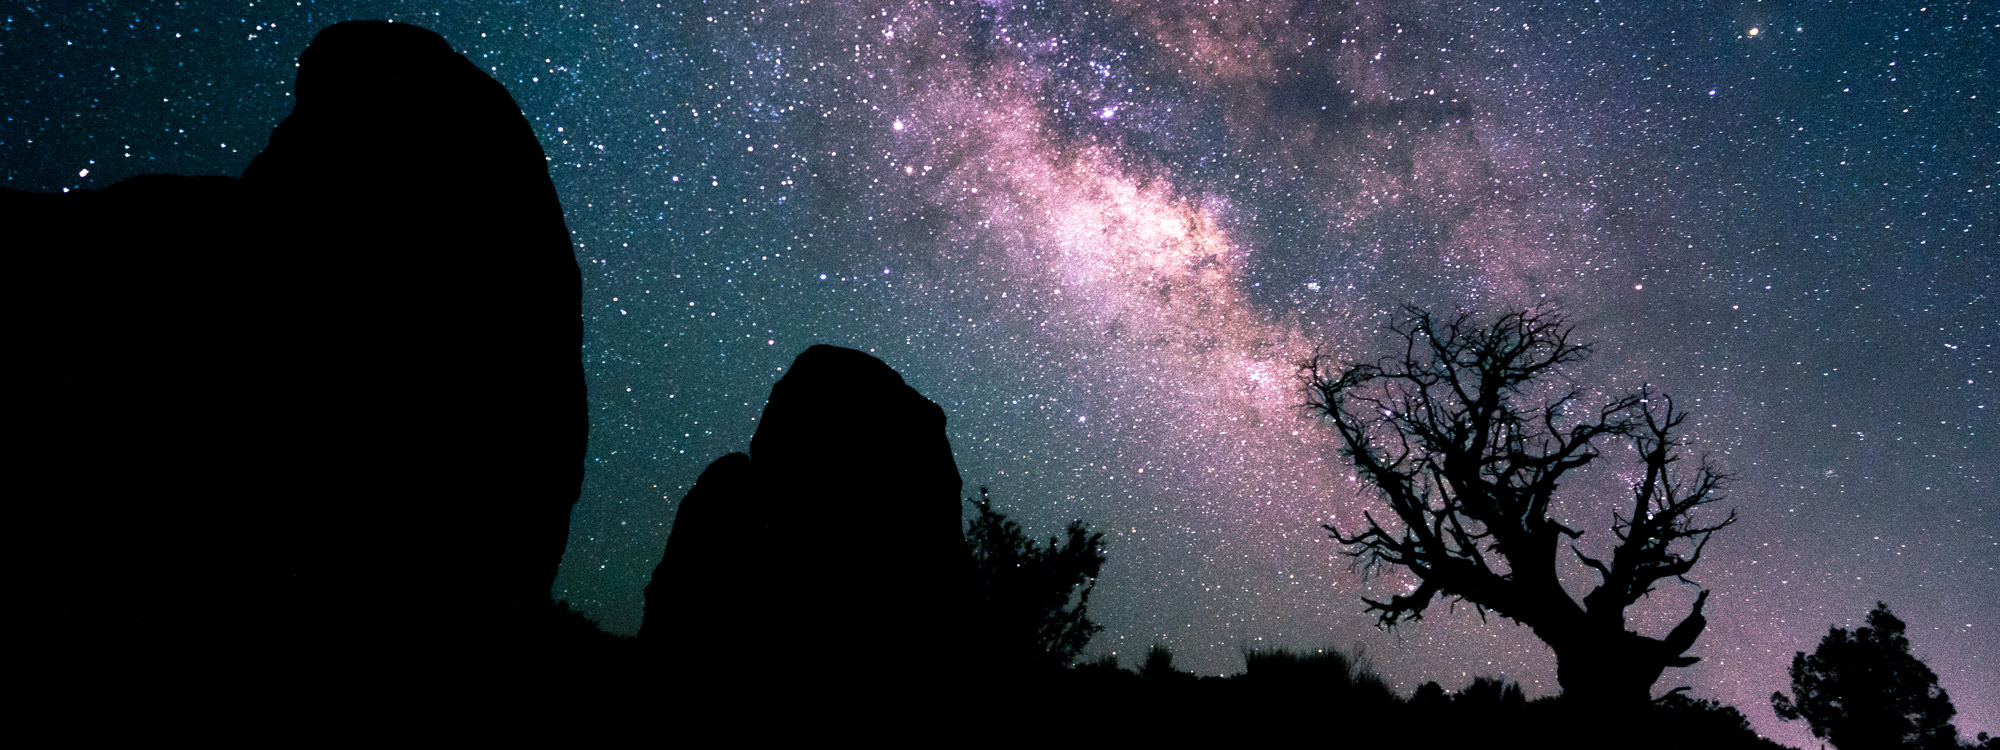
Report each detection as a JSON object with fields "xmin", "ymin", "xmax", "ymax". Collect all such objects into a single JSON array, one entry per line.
[
  {"xmin": 965, "ymin": 487, "xmax": 1107, "ymax": 679},
  {"xmin": 945, "ymin": 643, "xmax": 1786, "ymax": 747},
  {"xmin": 1774, "ymin": 602, "xmax": 1984, "ymax": 750},
  {"xmin": 514, "ymin": 604, "xmax": 1795, "ymax": 747},
  {"xmin": 528, "ymin": 585, "xmax": 1785, "ymax": 748}
]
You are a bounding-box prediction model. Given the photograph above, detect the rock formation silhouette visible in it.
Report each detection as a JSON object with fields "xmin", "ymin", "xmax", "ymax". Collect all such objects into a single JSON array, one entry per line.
[
  {"xmin": 640, "ymin": 451, "xmax": 758, "ymax": 674},
  {"xmin": 641, "ymin": 345, "xmax": 966, "ymax": 688},
  {"xmin": 240, "ymin": 20, "xmax": 585, "ymax": 686},
  {"xmin": 4, "ymin": 20, "xmax": 583, "ymax": 704}
]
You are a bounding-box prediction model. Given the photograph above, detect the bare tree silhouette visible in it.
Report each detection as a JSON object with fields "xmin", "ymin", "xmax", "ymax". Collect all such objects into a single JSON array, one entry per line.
[{"xmin": 1302, "ymin": 305, "xmax": 1735, "ymax": 713}]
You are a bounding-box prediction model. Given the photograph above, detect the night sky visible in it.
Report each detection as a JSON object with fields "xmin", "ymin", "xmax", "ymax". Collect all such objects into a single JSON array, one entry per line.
[{"xmin": 4, "ymin": 0, "xmax": 1992, "ymax": 741}]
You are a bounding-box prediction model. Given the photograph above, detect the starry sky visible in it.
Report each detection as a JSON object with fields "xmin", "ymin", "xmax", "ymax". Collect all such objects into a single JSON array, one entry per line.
[{"xmin": 4, "ymin": 0, "xmax": 1992, "ymax": 741}]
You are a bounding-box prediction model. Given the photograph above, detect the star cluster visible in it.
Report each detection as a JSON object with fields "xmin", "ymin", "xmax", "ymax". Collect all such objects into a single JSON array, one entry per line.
[{"xmin": 4, "ymin": 1, "xmax": 1992, "ymax": 742}]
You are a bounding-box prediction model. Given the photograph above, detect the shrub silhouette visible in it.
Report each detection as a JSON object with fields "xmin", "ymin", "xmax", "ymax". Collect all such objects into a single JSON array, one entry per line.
[
  {"xmin": 965, "ymin": 487, "xmax": 1107, "ymax": 673},
  {"xmin": 1654, "ymin": 691, "xmax": 1759, "ymax": 742},
  {"xmin": 1412, "ymin": 680, "xmax": 1449, "ymax": 708},
  {"xmin": 1457, "ymin": 675, "xmax": 1528, "ymax": 709},
  {"xmin": 1075, "ymin": 653, "xmax": 1125, "ymax": 674},
  {"xmin": 1241, "ymin": 647, "xmax": 1397, "ymax": 705},
  {"xmin": 1773, "ymin": 602, "xmax": 1964, "ymax": 750},
  {"xmin": 1140, "ymin": 644, "xmax": 1196, "ymax": 683}
]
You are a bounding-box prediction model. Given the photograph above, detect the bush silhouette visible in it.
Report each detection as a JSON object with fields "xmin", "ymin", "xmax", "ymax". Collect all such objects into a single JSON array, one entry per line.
[
  {"xmin": 1457, "ymin": 675, "xmax": 1528, "ymax": 709},
  {"xmin": 1773, "ymin": 602, "xmax": 1964, "ymax": 750},
  {"xmin": 1139, "ymin": 644, "xmax": 1196, "ymax": 683},
  {"xmin": 1240, "ymin": 647, "xmax": 1397, "ymax": 705},
  {"xmin": 1412, "ymin": 680, "xmax": 1449, "ymax": 708},
  {"xmin": 965, "ymin": 487, "xmax": 1106, "ymax": 673}
]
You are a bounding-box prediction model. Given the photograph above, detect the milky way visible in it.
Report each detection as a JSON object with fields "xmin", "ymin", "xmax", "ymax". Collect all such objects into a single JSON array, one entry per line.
[{"xmin": 4, "ymin": 1, "xmax": 1992, "ymax": 742}]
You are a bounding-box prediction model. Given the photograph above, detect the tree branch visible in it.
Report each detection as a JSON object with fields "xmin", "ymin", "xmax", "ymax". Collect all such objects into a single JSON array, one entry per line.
[{"xmin": 1304, "ymin": 305, "xmax": 1739, "ymax": 700}]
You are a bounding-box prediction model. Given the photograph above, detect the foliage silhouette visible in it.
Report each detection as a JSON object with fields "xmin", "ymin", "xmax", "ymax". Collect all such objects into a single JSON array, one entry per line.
[
  {"xmin": 1772, "ymin": 602, "xmax": 1964, "ymax": 750},
  {"xmin": 1411, "ymin": 680, "xmax": 1449, "ymax": 708},
  {"xmin": 1655, "ymin": 691, "xmax": 1760, "ymax": 741},
  {"xmin": 1240, "ymin": 647, "xmax": 1398, "ymax": 707},
  {"xmin": 1076, "ymin": 653, "xmax": 1126, "ymax": 674},
  {"xmin": 1302, "ymin": 305, "xmax": 1737, "ymax": 713},
  {"xmin": 1140, "ymin": 644, "xmax": 1198, "ymax": 683},
  {"xmin": 965, "ymin": 487, "xmax": 1107, "ymax": 673},
  {"xmin": 1065, "ymin": 654, "xmax": 1778, "ymax": 749},
  {"xmin": 1458, "ymin": 675, "xmax": 1528, "ymax": 709}
]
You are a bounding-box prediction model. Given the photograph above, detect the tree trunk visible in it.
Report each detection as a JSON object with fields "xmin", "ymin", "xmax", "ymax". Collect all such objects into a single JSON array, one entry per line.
[{"xmin": 1547, "ymin": 629, "xmax": 1677, "ymax": 712}]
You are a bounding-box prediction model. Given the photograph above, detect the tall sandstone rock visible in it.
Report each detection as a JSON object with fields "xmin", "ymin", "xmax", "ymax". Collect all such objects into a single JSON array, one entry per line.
[
  {"xmin": 642, "ymin": 345, "xmax": 967, "ymax": 688},
  {"xmin": 4, "ymin": 21, "xmax": 584, "ymax": 702},
  {"xmin": 240, "ymin": 20, "xmax": 585, "ymax": 673}
]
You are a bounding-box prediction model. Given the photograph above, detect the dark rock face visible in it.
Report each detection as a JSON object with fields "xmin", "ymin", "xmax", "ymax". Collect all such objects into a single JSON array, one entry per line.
[
  {"xmin": 242, "ymin": 20, "xmax": 584, "ymax": 667},
  {"xmin": 7, "ymin": 174, "xmax": 291, "ymax": 701},
  {"xmin": 641, "ymin": 345, "xmax": 966, "ymax": 686},
  {"xmin": 639, "ymin": 452, "xmax": 757, "ymax": 673},
  {"xmin": 4, "ymin": 21, "xmax": 583, "ymax": 701}
]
